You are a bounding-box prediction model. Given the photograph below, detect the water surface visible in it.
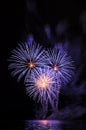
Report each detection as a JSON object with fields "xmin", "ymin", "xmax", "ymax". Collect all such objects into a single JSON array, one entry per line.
[{"xmin": 25, "ymin": 120, "xmax": 86, "ymax": 130}]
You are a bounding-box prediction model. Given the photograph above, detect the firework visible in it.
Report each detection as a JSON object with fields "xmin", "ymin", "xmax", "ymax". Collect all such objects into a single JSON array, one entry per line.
[
  {"xmin": 25, "ymin": 67, "xmax": 59, "ymax": 104},
  {"xmin": 8, "ymin": 42, "xmax": 47, "ymax": 82},
  {"xmin": 46, "ymin": 48, "xmax": 74, "ymax": 85}
]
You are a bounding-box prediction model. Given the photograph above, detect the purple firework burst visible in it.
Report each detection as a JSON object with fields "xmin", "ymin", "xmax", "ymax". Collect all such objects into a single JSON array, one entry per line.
[
  {"xmin": 8, "ymin": 42, "xmax": 47, "ymax": 82},
  {"xmin": 25, "ymin": 67, "xmax": 60, "ymax": 105},
  {"xmin": 46, "ymin": 48, "xmax": 75, "ymax": 85}
]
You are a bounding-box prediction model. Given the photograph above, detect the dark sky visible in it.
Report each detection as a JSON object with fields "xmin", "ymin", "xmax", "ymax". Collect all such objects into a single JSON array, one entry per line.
[{"xmin": 0, "ymin": 0, "xmax": 86, "ymax": 119}]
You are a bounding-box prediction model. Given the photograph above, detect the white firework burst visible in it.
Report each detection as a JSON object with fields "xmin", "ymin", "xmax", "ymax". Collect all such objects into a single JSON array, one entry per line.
[
  {"xmin": 46, "ymin": 48, "xmax": 75, "ymax": 85},
  {"xmin": 8, "ymin": 42, "xmax": 47, "ymax": 82},
  {"xmin": 25, "ymin": 67, "xmax": 59, "ymax": 104}
]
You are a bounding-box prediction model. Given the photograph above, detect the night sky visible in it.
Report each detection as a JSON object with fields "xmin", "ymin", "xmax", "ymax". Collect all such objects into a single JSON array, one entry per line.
[{"xmin": 0, "ymin": 0, "xmax": 86, "ymax": 119}]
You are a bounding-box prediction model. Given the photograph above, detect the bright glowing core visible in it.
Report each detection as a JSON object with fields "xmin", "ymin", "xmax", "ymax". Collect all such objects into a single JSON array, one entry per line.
[
  {"xmin": 28, "ymin": 62, "xmax": 35, "ymax": 68},
  {"xmin": 39, "ymin": 120, "xmax": 49, "ymax": 125},
  {"xmin": 53, "ymin": 65, "xmax": 59, "ymax": 71},
  {"xmin": 36, "ymin": 74, "xmax": 52, "ymax": 89}
]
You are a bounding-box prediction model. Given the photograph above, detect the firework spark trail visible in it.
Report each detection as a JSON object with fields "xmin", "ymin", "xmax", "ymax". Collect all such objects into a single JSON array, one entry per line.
[
  {"xmin": 25, "ymin": 67, "xmax": 60, "ymax": 105},
  {"xmin": 8, "ymin": 42, "xmax": 47, "ymax": 82},
  {"xmin": 46, "ymin": 48, "xmax": 75, "ymax": 85}
]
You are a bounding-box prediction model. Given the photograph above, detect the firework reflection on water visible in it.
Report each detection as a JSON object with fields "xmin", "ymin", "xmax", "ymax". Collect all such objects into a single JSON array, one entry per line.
[{"xmin": 25, "ymin": 120, "xmax": 86, "ymax": 130}]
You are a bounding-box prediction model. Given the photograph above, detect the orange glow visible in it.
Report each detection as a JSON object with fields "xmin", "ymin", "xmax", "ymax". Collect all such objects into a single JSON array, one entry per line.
[
  {"xmin": 53, "ymin": 65, "xmax": 59, "ymax": 71},
  {"xmin": 36, "ymin": 75, "xmax": 52, "ymax": 89},
  {"xmin": 39, "ymin": 120, "xmax": 49, "ymax": 125},
  {"xmin": 28, "ymin": 62, "xmax": 35, "ymax": 68}
]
